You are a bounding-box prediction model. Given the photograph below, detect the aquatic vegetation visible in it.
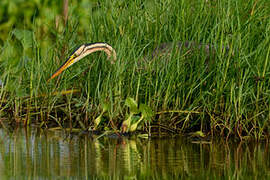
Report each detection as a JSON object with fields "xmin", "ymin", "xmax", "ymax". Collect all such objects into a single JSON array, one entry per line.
[
  {"xmin": 0, "ymin": 0, "xmax": 269, "ymax": 139},
  {"xmin": 121, "ymin": 97, "xmax": 154, "ymax": 133}
]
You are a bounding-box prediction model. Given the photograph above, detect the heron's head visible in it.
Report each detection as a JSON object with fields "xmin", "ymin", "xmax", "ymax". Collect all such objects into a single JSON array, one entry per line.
[{"xmin": 48, "ymin": 42, "xmax": 117, "ymax": 81}]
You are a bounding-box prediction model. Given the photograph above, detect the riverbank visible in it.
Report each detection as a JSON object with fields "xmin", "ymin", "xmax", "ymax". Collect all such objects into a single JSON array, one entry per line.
[{"xmin": 0, "ymin": 0, "xmax": 269, "ymax": 139}]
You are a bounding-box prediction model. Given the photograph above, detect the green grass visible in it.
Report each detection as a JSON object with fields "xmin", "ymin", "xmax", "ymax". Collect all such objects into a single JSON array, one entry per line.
[{"xmin": 0, "ymin": 0, "xmax": 269, "ymax": 139}]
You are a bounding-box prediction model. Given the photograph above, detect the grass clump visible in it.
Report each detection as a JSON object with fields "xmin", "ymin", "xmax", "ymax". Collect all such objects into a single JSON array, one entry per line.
[{"xmin": 0, "ymin": 0, "xmax": 269, "ymax": 139}]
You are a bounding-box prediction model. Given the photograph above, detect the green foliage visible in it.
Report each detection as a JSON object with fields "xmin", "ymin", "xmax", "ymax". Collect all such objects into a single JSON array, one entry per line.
[
  {"xmin": 93, "ymin": 102, "xmax": 109, "ymax": 130},
  {"xmin": 130, "ymin": 104, "xmax": 154, "ymax": 132},
  {"xmin": 122, "ymin": 97, "xmax": 154, "ymax": 133},
  {"xmin": 0, "ymin": 0, "xmax": 269, "ymax": 138},
  {"xmin": 13, "ymin": 29, "xmax": 34, "ymax": 50}
]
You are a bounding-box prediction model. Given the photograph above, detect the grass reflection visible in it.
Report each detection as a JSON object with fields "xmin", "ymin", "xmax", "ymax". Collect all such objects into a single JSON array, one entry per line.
[{"xmin": 0, "ymin": 127, "xmax": 269, "ymax": 179}]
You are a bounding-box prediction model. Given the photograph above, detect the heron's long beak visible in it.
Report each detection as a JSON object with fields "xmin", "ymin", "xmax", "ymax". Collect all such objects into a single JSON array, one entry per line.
[{"xmin": 47, "ymin": 54, "xmax": 77, "ymax": 82}]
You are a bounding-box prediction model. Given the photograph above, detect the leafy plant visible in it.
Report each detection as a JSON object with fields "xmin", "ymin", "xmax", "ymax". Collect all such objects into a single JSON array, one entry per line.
[
  {"xmin": 121, "ymin": 97, "xmax": 154, "ymax": 133},
  {"xmin": 92, "ymin": 102, "xmax": 110, "ymax": 130}
]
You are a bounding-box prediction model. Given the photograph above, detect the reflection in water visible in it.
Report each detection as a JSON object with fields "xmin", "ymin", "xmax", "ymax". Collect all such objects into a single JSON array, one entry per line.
[{"xmin": 0, "ymin": 127, "xmax": 269, "ymax": 179}]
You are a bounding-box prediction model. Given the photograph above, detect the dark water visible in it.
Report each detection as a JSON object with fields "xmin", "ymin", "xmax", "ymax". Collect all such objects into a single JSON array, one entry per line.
[{"xmin": 0, "ymin": 127, "xmax": 269, "ymax": 179}]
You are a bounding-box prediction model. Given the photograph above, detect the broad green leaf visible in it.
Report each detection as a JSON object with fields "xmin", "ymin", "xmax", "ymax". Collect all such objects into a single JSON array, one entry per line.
[
  {"xmin": 125, "ymin": 97, "xmax": 139, "ymax": 113},
  {"xmin": 12, "ymin": 29, "xmax": 33, "ymax": 50},
  {"xmin": 101, "ymin": 102, "xmax": 110, "ymax": 112},
  {"xmin": 139, "ymin": 104, "xmax": 154, "ymax": 119}
]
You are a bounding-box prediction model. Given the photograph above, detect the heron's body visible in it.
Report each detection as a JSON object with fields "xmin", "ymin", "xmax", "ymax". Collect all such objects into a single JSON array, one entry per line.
[{"xmin": 151, "ymin": 41, "xmax": 231, "ymax": 59}]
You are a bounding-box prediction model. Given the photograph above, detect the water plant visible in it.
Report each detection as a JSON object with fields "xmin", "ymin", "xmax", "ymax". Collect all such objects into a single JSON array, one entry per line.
[
  {"xmin": 0, "ymin": 0, "xmax": 269, "ymax": 139},
  {"xmin": 121, "ymin": 97, "xmax": 154, "ymax": 133}
]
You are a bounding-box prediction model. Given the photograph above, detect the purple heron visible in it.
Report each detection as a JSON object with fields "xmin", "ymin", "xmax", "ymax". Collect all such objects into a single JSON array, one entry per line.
[{"xmin": 48, "ymin": 41, "xmax": 231, "ymax": 81}]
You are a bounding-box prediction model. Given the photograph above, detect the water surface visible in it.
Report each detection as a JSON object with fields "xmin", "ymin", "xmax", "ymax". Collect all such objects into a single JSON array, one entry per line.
[{"xmin": 0, "ymin": 127, "xmax": 269, "ymax": 179}]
